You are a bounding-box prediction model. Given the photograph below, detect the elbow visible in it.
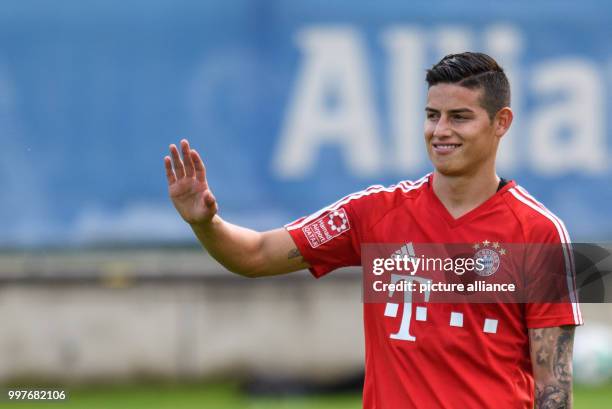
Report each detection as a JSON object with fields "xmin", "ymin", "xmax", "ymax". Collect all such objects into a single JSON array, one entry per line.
[
  {"xmin": 230, "ymin": 268, "xmax": 260, "ymax": 279},
  {"xmin": 227, "ymin": 259, "xmax": 268, "ymax": 279},
  {"xmin": 222, "ymin": 236, "xmax": 270, "ymax": 278}
]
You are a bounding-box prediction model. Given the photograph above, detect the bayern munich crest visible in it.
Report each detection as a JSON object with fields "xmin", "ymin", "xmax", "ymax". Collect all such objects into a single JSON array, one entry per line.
[{"xmin": 473, "ymin": 240, "xmax": 505, "ymax": 276}]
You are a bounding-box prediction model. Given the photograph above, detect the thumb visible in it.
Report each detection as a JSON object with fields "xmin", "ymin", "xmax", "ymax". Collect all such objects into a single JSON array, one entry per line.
[{"xmin": 204, "ymin": 190, "xmax": 217, "ymax": 208}]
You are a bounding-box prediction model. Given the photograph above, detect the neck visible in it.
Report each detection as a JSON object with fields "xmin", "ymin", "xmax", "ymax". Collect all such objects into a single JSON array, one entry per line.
[{"xmin": 432, "ymin": 168, "xmax": 500, "ymax": 219}]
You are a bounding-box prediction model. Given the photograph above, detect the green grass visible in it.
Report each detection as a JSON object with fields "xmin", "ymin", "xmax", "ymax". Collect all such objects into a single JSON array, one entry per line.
[
  {"xmin": 574, "ymin": 384, "xmax": 612, "ymax": 409},
  {"xmin": 1, "ymin": 382, "xmax": 610, "ymax": 409}
]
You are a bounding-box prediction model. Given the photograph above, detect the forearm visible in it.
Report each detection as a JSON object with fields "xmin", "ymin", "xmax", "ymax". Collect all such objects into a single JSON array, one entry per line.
[
  {"xmin": 190, "ymin": 215, "xmax": 307, "ymax": 277},
  {"xmin": 530, "ymin": 326, "xmax": 575, "ymax": 409},
  {"xmin": 190, "ymin": 215, "xmax": 267, "ymax": 276}
]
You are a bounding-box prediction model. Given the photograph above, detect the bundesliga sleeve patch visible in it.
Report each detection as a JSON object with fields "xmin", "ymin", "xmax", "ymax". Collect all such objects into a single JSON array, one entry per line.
[{"xmin": 302, "ymin": 208, "xmax": 351, "ymax": 248}]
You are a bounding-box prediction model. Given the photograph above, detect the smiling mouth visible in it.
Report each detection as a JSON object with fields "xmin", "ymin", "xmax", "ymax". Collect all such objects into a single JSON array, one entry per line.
[{"xmin": 432, "ymin": 143, "xmax": 462, "ymax": 153}]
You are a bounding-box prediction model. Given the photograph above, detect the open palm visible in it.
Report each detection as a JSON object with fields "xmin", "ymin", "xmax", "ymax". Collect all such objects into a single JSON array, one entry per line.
[{"xmin": 164, "ymin": 139, "xmax": 217, "ymax": 225}]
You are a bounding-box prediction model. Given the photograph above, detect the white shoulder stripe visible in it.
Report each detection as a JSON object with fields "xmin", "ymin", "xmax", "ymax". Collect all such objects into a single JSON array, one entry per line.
[
  {"xmin": 286, "ymin": 175, "xmax": 429, "ymax": 231},
  {"xmin": 515, "ymin": 185, "xmax": 570, "ymax": 242},
  {"xmin": 513, "ymin": 185, "xmax": 582, "ymax": 324},
  {"xmin": 508, "ymin": 187, "xmax": 582, "ymax": 325}
]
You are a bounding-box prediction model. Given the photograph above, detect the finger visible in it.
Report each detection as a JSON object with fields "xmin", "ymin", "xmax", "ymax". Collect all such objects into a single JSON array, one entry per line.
[
  {"xmin": 181, "ymin": 139, "xmax": 195, "ymax": 178},
  {"xmin": 190, "ymin": 149, "xmax": 207, "ymax": 184},
  {"xmin": 169, "ymin": 144, "xmax": 186, "ymax": 179},
  {"xmin": 164, "ymin": 156, "xmax": 177, "ymax": 185}
]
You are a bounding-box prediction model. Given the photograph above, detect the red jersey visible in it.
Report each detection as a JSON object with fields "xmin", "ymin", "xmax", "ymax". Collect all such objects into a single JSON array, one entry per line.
[{"xmin": 286, "ymin": 173, "xmax": 582, "ymax": 409}]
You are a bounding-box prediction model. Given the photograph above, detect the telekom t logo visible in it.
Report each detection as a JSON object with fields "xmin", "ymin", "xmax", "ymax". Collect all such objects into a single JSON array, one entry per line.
[
  {"xmin": 383, "ymin": 242, "xmax": 432, "ymax": 341},
  {"xmin": 384, "ymin": 274, "xmax": 431, "ymax": 341},
  {"xmin": 383, "ymin": 243, "xmax": 501, "ymax": 341}
]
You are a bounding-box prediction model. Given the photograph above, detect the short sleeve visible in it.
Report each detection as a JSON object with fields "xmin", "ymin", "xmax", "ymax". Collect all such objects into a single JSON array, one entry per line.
[
  {"xmin": 285, "ymin": 182, "xmax": 418, "ymax": 278},
  {"xmin": 524, "ymin": 217, "xmax": 583, "ymax": 328},
  {"xmin": 285, "ymin": 202, "xmax": 361, "ymax": 278}
]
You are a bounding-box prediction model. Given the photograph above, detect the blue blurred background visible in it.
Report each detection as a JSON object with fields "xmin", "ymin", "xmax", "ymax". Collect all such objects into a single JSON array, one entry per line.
[
  {"xmin": 1, "ymin": 0, "xmax": 610, "ymax": 247},
  {"xmin": 0, "ymin": 1, "xmax": 611, "ymax": 407}
]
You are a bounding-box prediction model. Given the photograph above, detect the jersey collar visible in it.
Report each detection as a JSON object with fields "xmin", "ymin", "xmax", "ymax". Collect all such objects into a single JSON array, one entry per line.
[{"xmin": 425, "ymin": 173, "xmax": 516, "ymax": 227}]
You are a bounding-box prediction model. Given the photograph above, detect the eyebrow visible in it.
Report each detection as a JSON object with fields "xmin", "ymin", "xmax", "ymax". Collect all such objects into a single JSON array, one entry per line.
[{"xmin": 425, "ymin": 107, "xmax": 475, "ymax": 114}]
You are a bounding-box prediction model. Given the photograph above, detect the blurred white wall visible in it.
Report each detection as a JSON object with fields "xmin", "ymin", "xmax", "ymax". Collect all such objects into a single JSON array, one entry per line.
[
  {"xmin": 0, "ymin": 251, "xmax": 364, "ymax": 383},
  {"xmin": 0, "ymin": 250, "xmax": 610, "ymax": 384}
]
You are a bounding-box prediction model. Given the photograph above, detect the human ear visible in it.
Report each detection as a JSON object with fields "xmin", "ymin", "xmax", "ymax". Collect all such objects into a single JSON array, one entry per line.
[{"xmin": 495, "ymin": 107, "xmax": 513, "ymax": 137}]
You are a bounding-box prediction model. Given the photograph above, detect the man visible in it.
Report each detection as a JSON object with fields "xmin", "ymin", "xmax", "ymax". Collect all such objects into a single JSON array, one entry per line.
[{"xmin": 164, "ymin": 52, "xmax": 582, "ymax": 408}]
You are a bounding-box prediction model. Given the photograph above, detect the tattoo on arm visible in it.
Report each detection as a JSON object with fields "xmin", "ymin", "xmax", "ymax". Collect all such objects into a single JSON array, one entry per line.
[
  {"xmin": 553, "ymin": 329, "xmax": 573, "ymax": 386},
  {"xmin": 530, "ymin": 326, "xmax": 575, "ymax": 409},
  {"xmin": 535, "ymin": 385, "xmax": 569, "ymax": 409},
  {"xmin": 287, "ymin": 248, "xmax": 302, "ymax": 260}
]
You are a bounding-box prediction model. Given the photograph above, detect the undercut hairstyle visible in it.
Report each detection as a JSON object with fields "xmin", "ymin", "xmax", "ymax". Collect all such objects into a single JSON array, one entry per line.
[{"xmin": 426, "ymin": 52, "xmax": 510, "ymax": 120}]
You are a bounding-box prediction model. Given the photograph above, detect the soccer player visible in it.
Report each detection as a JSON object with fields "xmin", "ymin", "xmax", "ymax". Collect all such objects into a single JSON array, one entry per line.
[{"xmin": 164, "ymin": 52, "xmax": 582, "ymax": 409}]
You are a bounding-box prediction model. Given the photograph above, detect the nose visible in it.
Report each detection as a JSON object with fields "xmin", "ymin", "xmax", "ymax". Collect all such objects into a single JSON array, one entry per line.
[{"xmin": 433, "ymin": 115, "xmax": 452, "ymax": 139}]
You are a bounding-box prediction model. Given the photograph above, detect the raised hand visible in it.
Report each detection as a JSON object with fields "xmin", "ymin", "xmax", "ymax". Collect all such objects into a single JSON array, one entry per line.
[{"xmin": 164, "ymin": 139, "xmax": 218, "ymax": 225}]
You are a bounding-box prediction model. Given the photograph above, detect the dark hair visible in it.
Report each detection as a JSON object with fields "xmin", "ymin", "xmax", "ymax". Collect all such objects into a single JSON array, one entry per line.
[{"xmin": 426, "ymin": 52, "xmax": 510, "ymax": 120}]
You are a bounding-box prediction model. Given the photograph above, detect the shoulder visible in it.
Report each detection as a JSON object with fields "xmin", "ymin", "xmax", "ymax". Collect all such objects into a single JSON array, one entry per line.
[
  {"xmin": 347, "ymin": 174, "xmax": 429, "ymax": 211},
  {"xmin": 286, "ymin": 174, "xmax": 430, "ymax": 232},
  {"xmin": 502, "ymin": 184, "xmax": 571, "ymax": 244}
]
